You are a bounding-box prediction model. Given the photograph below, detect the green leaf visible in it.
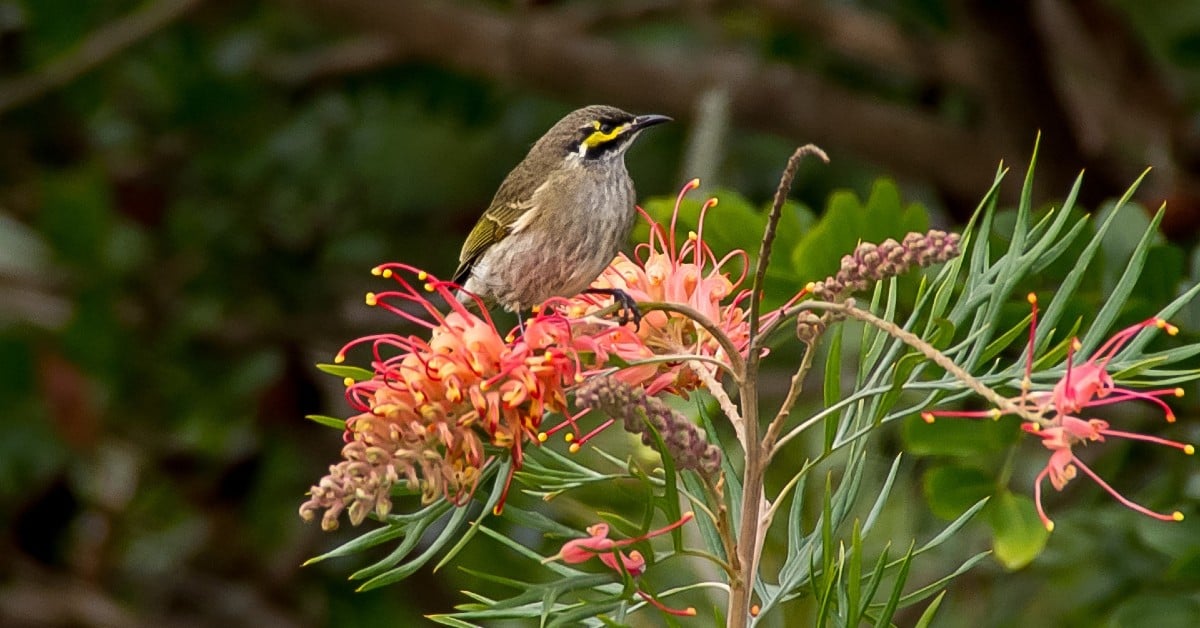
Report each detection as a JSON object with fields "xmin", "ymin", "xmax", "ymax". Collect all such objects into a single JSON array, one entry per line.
[
  {"xmin": 913, "ymin": 591, "xmax": 946, "ymax": 628},
  {"xmin": 315, "ymin": 363, "xmax": 375, "ymax": 381},
  {"xmin": 986, "ymin": 490, "xmax": 1049, "ymax": 570},
  {"xmin": 901, "ymin": 414, "xmax": 1019, "ymax": 458},
  {"xmin": 1110, "ymin": 594, "xmax": 1200, "ymax": 628},
  {"xmin": 922, "ymin": 465, "xmax": 994, "ymax": 520},
  {"xmin": 823, "ymin": 326, "xmax": 844, "ymax": 451},
  {"xmin": 304, "ymin": 414, "xmax": 346, "ymax": 430},
  {"xmin": 790, "ymin": 179, "xmax": 928, "ymax": 282}
]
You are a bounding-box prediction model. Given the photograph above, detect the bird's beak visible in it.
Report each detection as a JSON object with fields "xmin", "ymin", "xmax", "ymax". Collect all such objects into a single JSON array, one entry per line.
[{"xmin": 630, "ymin": 114, "xmax": 673, "ymax": 131}]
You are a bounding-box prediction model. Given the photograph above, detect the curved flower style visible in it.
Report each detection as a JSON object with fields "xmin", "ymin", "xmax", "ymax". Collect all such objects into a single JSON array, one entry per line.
[
  {"xmin": 922, "ymin": 294, "xmax": 1194, "ymax": 530},
  {"xmin": 545, "ymin": 512, "xmax": 697, "ymax": 616},
  {"xmin": 300, "ymin": 265, "xmax": 598, "ymax": 529}
]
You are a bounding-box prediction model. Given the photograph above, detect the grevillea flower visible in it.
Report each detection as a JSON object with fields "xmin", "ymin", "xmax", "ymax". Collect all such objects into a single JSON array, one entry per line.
[
  {"xmin": 564, "ymin": 179, "xmax": 777, "ymax": 394},
  {"xmin": 542, "ymin": 180, "xmax": 797, "ymax": 449},
  {"xmin": 922, "ymin": 294, "xmax": 1194, "ymax": 530},
  {"xmin": 300, "ymin": 264, "xmax": 600, "ymax": 529},
  {"xmin": 544, "ymin": 512, "xmax": 697, "ymax": 616}
]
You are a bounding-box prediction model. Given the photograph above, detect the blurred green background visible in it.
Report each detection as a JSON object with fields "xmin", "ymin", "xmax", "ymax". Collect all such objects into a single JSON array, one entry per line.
[{"xmin": 4, "ymin": 1, "xmax": 1200, "ymax": 626}]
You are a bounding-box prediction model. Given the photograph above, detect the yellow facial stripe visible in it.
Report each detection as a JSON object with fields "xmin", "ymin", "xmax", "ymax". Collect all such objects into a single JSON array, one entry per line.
[{"xmin": 582, "ymin": 122, "xmax": 629, "ymax": 148}]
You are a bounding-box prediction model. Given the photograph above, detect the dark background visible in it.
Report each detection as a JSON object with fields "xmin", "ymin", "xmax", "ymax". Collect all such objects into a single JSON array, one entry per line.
[{"xmin": 3, "ymin": 1, "xmax": 1200, "ymax": 626}]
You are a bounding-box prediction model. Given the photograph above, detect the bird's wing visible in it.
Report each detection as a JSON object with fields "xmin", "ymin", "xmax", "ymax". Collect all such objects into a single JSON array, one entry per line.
[{"xmin": 451, "ymin": 200, "xmax": 533, "ymax": 286}]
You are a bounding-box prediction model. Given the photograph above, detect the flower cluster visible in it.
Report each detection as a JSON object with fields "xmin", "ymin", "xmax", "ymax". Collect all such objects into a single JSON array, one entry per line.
[
  {"xmin": 808, "ymin": 230, "xmax": 961, "ymax": 301},
  {"xmin": 575, "ymin": 376, "xmax": 721, "ymax": 474},
  {"xmin": 563, "ymin": 179, "xmax": 766, "ymax": 395},
  {"xmin": 300, "ymin": 265, "xmax": 599, "ymax": 529},
  {"xmin": 922, "ymin": 294, "xmax": 1193, "ymax": 530}
]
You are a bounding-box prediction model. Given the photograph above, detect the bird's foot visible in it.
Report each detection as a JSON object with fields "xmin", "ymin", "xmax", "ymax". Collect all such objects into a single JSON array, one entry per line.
[{"xmin": 583, "ymin": 288, "xmax": 642, "ymax": 328}]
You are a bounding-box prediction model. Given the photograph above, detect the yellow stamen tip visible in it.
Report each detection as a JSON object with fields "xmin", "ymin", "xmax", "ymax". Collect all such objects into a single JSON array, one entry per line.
[
  {"xmin": 688, "ymin": 230, "xmax": 698, "ymax": 241},
  {"xmin": 505, "ymin": 334, "xmax": 516, "ymax": 343},
  {"xmin": 1184, "ymin": 445, "xmax": 1195, "ymax": 455},
  {"xmin": 564, "ymin": 433, "xmax": 574, "ymax": 442},
  {"xmin": 423, "ymin": 283, "xmax": 434, "ymax": 292},
  {"xmin": 480, "ymin": 382, "xmax": 490, "ymax": 391},
  {"xmin": 343, "ymin": 377, "xmax": 354, "ymax": 387},
  {"xmin": 921, "ymin": 412, "xmax": 935, "ymax": 423},
  {"xmin": 805, "ymin": 281, "xmax": 816, "ymax": 292},
  {"xmin": 574, "ymin": 374, "xmax": 584, "ymax": 383},
  {"xmin": 687, "ymin": 178, "xmax": 701, "ymax": 189},
  {"xmin": 371, "ymin": 266, "xmax": 382, "ymax": 276},
  {"xmin": 334, "ymin": 353, "xmax": 346, "ymax": 364},
  {"xmin": 1174, "ymin": 388, "xmax": 1185, "ymax": 397},
  {"xmin": 750, "ymin": 605, "xmax": 759, "ymax": 617},
  {"xmin": 990, "ymin": 409, "xmax": 1002, "ymax": 420},
  {"xmin": 382, "ymin": 268, "xmax": 392, "ymax": 278},
  {"xmin": 684, "ymin": 608, "xmax": 698, "ymax": 616},
  {"xmin": 365, "ymin": 292, "xmax": 377, "ymax": 306},
  {"xmin": 1168, "ymin": 413, "xmax": 1177, "ymax": 423},
  {"xmin": 1045, "ymin": 521, "xmax": 1055, "ymax": 532},
  {"xmin": 418, "ymin": 271, "xmax": 428, "ymax": 280},
  {"xmin": 1173, "ymin": 511, "xmax": 1184, "ymax": 522},
  {"xmin": 568, "ymin": 443, "xmax": 580, "ymax": 453},
  {"xmin": 1027, "ymin": 293, "xmax": 1037, "ymax": 304},
  {"xmin": 538, "ymin": 432, "xmax": 548, "ymax": 443},
  {"xmin": 492, "ymin": 505, "xmax": 504, "ymax": 516}
]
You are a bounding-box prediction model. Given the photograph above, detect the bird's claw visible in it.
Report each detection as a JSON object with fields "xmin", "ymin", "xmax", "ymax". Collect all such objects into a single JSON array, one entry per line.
[{"xmin": 584, "ymin": 287, "xmax": 642, "ymax": 329}]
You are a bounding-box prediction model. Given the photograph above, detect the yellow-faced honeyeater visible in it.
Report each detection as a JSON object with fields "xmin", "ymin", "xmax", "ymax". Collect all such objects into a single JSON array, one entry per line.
[{"xmin": 452, "ymin": 105, "xmax": 671, "ymax": 324}]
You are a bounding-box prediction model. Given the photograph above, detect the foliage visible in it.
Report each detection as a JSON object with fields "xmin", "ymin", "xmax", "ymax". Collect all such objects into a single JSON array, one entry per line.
[{"xmin": 298, "ymin": 145, "xmax": 1200, "ymax": 626}]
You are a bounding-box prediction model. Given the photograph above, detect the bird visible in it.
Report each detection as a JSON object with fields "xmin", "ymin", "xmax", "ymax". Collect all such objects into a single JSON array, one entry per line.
[{"xmin": 451, "ymin": 105, "xmax": 671, "ymax": 326}]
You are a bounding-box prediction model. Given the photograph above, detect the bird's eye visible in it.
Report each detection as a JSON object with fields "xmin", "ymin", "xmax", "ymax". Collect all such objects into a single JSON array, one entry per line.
[{"xmin": 596, "ymin": 120, "xmax": 614, "ymax": 134}]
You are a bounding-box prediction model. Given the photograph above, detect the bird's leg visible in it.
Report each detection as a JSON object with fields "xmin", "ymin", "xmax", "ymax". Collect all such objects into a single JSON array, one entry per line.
[
  {"xmin": 515, "ymin": 308, "xmax": 527, "ymax": 337},
  {"xmin": 583, "ymin": 288, "xmax": 642, "ymax": 328}
]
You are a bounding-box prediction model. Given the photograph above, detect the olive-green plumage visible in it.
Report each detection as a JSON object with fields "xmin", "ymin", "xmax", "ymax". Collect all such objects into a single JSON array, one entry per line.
[{"xmin": 453, "ymin": 105, "xmax": 670, "ymax": 312}]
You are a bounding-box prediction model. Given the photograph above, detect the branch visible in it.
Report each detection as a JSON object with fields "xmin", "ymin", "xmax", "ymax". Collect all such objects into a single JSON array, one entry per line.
[
  {"xmin": 291, "ymin": 0, "xmax": 1000, "ymax": 203},
  {"xmin": 256, "ymin": 35, "xmax": 403, "ymax": 85},
  {"xmin": 752, "ymin": 0, "xmax": 980, "ymax": 89},
  {"xmin": 0, "ymin": 0, "xmax": 206, "ymax": 116}
]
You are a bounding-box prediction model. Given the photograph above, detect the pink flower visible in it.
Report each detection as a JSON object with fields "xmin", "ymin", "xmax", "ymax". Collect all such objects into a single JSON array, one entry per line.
[
  {"xmin": 565, "ymin": 179, "xmax": 774, "ymax": 395},
  {"xmin": 545, "ymin": 512, "xmax": 696, "ymax": 616},
  {"xmin": 1022, "ymin": 417, "xmax": 1193, "ymax": 531},
  {"xmin": 543, "ymin": 180, "xmax": 797, "ymax": 448},
  {"xmin": 921, "ymin": 293, "xmax": 1194, "ymax": 530}
]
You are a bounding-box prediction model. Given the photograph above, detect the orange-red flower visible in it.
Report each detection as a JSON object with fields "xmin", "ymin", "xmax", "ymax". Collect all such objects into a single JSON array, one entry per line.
[{"xmin": 301, "ymin": 265, "xmax": 597, "ymax": 528}]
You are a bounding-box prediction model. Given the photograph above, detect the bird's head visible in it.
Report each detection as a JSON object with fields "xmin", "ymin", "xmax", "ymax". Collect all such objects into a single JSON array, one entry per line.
[{"xmin": 540, "ymin": 105, "xmax": 672, "ymax": 163}]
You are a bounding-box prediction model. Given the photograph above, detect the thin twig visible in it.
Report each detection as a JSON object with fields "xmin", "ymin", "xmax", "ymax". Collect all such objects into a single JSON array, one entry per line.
[
  {"xmin": 729, "ymin": 144, "xmax": 827, "ymax": 628},
  {"xmin": 690, "ymin": 362, "xmax": 745, "ymax": 449},
  {"xmin": 636, "ymin": 301, "xmax": 746, "ymax": 379},
  {"xmin": 761, "ymin": 337, "xmax": 819, "ymax": 463},
  {"xmin": 747, "ymin": 144, "xmax": 829, "ymax": 354},
  {"xmin": 808, "ymin": 300, "xmax": 1038, "ymax": 422},
  {"xmin": 624, "ymin": 353, "xmax": 739, "ymax": 380},
  {"xmin": 0, "ymin": 0, "xmax": 206, "ymax": 116}
]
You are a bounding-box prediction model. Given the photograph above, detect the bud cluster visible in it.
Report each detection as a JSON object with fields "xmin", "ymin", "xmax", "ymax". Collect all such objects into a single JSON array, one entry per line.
[
  {"xmin": 808, "ymin": 230, "xmax": 961, "ymax": 301},
  {"xmin": 576, "ymin": 376, "xmax": 721, "ymax": 475},
  {"xmin": 794, "ymin": 311, "xmax": 826, "ymax": 343},
  {"xmin": 300, "ymin": 441, "xmax": 400, "ymax": 531}
]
